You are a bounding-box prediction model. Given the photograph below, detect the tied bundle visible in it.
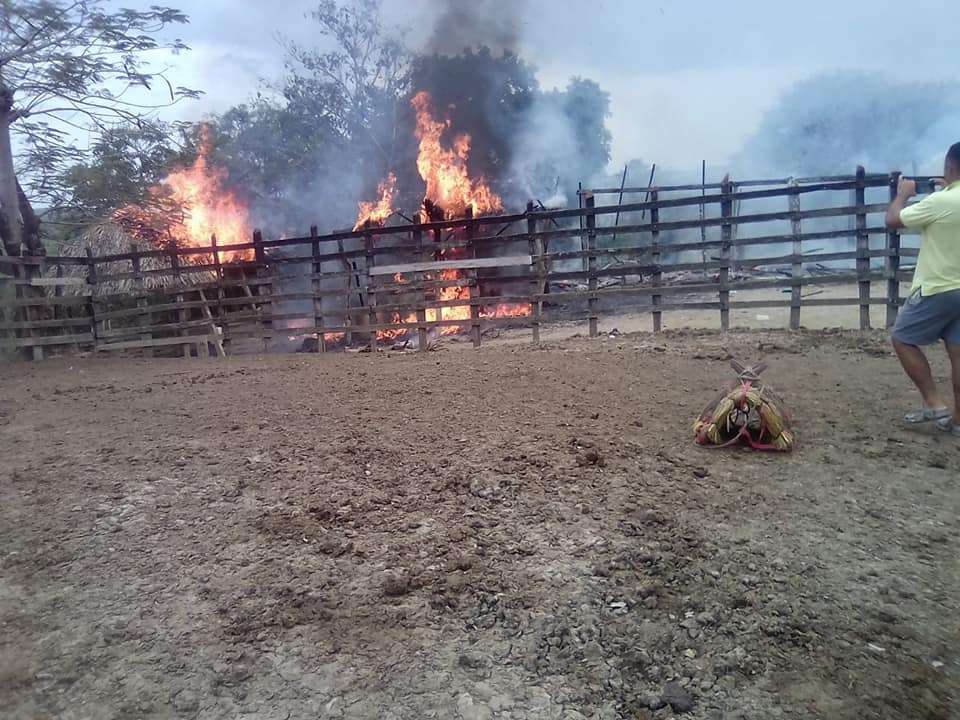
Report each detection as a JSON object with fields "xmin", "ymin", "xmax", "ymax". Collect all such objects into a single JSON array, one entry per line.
[{"xmin": 693, "ymin": 360, "xmax": 794, "ymax": 451}]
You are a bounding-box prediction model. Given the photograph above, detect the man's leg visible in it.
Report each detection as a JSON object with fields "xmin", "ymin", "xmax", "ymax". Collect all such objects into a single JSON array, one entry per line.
[
  {"xmin": 892, "ymin": 339, "xmax": 946, "ymax": 410},
  {"xmin": 946, "ymin": 342, "xmax": 960, "ymax": 424}
]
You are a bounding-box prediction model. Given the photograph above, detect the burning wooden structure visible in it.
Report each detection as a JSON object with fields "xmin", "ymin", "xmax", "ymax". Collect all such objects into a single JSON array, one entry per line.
[{"xmin": 0, "ymin": 167, "xmax": 936, "ymax": 359}]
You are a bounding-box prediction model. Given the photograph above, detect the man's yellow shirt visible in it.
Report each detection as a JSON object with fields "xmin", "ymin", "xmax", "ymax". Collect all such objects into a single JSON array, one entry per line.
[{"xmin": 900, "ymin": 180, "xmax": 960, "ymax": 296}]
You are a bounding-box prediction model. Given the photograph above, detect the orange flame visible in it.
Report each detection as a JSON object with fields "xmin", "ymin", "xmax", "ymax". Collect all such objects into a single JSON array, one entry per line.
[
  {"xmin": 354, "ymin": 173, "xmax": 397, "ymax": 231},
  {"xmin": 115, "ymin": 125, "xmax": 253, "ymax": 263},
  {"xmin": 411, "ymin": 91, "xmax": 502, "ymax": 219}
]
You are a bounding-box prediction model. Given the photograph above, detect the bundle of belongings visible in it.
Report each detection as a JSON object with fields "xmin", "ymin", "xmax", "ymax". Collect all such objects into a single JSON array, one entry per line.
[{"xmin": 693, "ymin": 360, "xmax": 794, "ymax": 451}]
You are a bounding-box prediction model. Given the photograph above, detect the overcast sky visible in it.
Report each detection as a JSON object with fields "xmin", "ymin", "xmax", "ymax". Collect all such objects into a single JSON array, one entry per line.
[{"xmin": 140, "ymin": 0, "xmax": 960, "ymax": 173}]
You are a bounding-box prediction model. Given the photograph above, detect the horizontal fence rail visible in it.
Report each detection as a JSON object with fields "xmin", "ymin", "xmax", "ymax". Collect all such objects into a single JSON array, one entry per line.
[{"xmin": 0, "ymin": 169, "xmax": 925, "ymax": 359}]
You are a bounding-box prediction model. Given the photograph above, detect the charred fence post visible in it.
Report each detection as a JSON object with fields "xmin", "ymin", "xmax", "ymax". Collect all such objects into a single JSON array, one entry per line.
[
  {"xmin": 364, "ymin": 230, "xmax": 377, "ymax": 352},
  {"xmin": 584, "ymin": 192, "xmax": 598, "ymax": 337},
  {"xmin": 526, "ymin": 201, "xmax": 540, "ymax": 343},
  {"xmin": 85, "ymin": 247, "xmax": 98, "ymax": 350},
  {"xmin": 337, "ymin": 237, "xmax": 354, "ymax": 346},
  {"xmin": 251, "ymin": 229, "xmax": 271, "ymax": 352},
  {"xmin": 885, "ymin": 172, "xmax": 902, "ymax": 328},
  {"xmin": 211, "ymin": 234, "xmax": 226, "ymax": 354},
  {"xmin": 466, "ymin": 206, "xmax": 481, "ymax": 348},
  {"xmin": 855, "ymin": 166, "xmax": 870, "ymax": 329},
  {"xmin": 719, "ymin": 176, "xmax": 733, "ymax": 331},
  {"xmin": 414, "ymin": 227, "xmax": 428, "ymax": 352},
  {"xmin": 650, "ymin": 189, "xmax": 662, "ymax": 332},
  {"xmin": 130, "ymin": 244, "xmax": 152, "ymax": 357},
  {"xmin": 310, "ymin": 225, "xmax": 325, "ymax": 352},
  {"xmin": 788, "ymin": 178, "xmax": 802, "ymax": 330},
  {"xmin": 170, "ymin": 250, "xmax": 191, "ymax": 358},
  {"xmin": 21, "ymin": 257, "xmax": 45, "ymax": 360}
]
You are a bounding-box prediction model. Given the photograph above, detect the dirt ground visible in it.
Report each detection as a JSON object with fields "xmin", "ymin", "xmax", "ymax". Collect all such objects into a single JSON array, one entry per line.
[{"xmin": 1, "ymin": 326, "xmax": 958, "ymax": 720}]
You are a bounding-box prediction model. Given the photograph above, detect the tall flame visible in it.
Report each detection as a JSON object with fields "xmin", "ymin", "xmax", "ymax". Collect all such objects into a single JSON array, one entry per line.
[
  {"xmin": 411, "ymin": 91, "xmax": 502, "ymax": 219},
  {"xmin": 354, "ymin": 173, "xmax": 397, "ymax": 231},
  {"xmin": 115, "ymin": 125, "xmax": 253, "ymax": 262},
  {"xmin": 352, "ymin": 91, "xmax": 527, "ymax": 345}
]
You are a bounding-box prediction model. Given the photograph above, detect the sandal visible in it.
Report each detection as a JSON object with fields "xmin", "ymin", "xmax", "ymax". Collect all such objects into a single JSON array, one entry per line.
[
  {"xmin": 904, "ymin": 407, "xmax": 951, "ymax": 424},
  {"xmin": 935, "ymin": 417, "xmax": 960, "ymax": 436}
]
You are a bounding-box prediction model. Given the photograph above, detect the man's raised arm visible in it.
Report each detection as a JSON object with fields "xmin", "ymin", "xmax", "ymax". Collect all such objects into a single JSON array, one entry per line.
[{"xmin": 885, "ymin": 176, "xmax": 917, "ymax": 230}]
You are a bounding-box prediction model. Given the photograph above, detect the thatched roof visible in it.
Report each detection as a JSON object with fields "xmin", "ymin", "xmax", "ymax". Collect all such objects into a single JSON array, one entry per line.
[{"xmin": 58, "ymin": 221, "xmax": 215, "ymax": 296}]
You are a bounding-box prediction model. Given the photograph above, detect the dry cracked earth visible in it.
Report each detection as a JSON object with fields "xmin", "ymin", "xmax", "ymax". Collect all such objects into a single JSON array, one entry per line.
[{"xmin": 1, "ymin": 328, "xmax": 958, "ymax": 719}]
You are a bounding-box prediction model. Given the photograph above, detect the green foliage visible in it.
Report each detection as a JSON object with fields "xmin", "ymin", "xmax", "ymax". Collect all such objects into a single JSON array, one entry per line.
[
  {"xmin": 59, "ymin": 124, "xmax": 183, "ymax": 217},
  {"xmin": 1, "ymin": 0, "xmax": 200, "ymax": 253}
]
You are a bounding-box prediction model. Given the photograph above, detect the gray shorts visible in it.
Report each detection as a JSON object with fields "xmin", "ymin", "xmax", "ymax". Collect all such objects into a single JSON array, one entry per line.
[{"xmin": 892, "ymin": 288, "xmax": 960, "ymax": 346}]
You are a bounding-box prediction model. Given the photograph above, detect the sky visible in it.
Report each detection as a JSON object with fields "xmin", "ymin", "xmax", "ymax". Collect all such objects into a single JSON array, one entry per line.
[{"xmin": 137, "ymin": 0, "xmax": 960, "ymax": 174}]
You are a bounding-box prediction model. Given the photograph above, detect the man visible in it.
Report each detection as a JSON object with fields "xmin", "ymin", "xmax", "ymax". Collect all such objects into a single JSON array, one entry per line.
[{"xmin": 885, "ymin": 142, "xmax": 960, "ymax": 436}]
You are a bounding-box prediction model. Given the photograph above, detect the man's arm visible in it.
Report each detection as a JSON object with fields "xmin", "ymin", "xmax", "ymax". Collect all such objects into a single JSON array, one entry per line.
[{"xmin": 885, "ymin": 177, "xmax": 917, "ymax": 230}]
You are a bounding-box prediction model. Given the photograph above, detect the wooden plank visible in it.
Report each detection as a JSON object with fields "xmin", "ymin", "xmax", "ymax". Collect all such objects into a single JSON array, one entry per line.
[
  {"xmin": 95, "ymin": 334, "xmax": 216, "ymax": 353},
  {"xmin": 309, "ymin": 225, "xmax": 325, "ymax": 352},
  {"xmin": 15, "ymin": 333, "xmax": 94, "ymax": 348},
  {"xmin": 855, "ymin": 167, "xmax": 870, "ymax": 329},
  {"xmin": 413, "ymin": 228, "xmax": 428, "ymax": 352},
  {"xmin": 130, "ymin": 245, "xmax": 153, "ymax": 357},
  {"xmin": 719, "ymin": 177, "xmax": 733, "ymax": 331},
  {"xmin": 886, "ymin": 172, "xmax": 902, "ymax": 328},
  {"xmin": 8, "ymin": 294, "xmax": 89, "ymax": 308},
  {"xmin": 169, "ymin": 251, "xmax": 192, "ymax": 358},
  {"xmin": 527, "ymin": 202, "xmax": 542, "ymax": 343},
  {"xmin": 650, "ymin": 190, "xmax": 662, "ymax": 332},
  {"xmin": 585, "ymin": 193, "xmax": 598, "ymax": 337},
  {"xmin": 365, "ymin": 230, "xmax": 377, "ymax": 351},
  {"xmin": 6, "ymin": 276, "xmax": 90, "ymax": 287},
  {"xmin": 369, "ymin": 255, "xmax": 531, "ymax": 276},
  {"xmin": 536, "ymin": 272, "xmax": 890, "ymax": 303},
  {"xmin": 97, "ymin": 318, "xmax": 223, "ymax": 339},
  {"xmin": 788, "ymin": 181, "xmax": 802, "ymax": 329},
  {"xmin": 0, "ymin": 317, "xmax": 95, "ymax": 330},
  {"xmin": 465, "ymin": 209, "xmax": 481, "ymax": 348}
]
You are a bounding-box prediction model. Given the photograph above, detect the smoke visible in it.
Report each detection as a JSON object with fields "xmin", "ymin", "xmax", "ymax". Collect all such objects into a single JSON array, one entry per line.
[
  {"xmin": 425, "ymin": 0, "xmax": 529, "ymax": 55},
  {"xmin": 734, "ymin": 71, "xmax": 960, "ymax": 178}
]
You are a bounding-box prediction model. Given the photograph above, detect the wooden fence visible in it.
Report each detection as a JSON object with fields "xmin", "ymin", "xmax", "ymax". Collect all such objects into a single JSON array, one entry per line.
[{"xmin": 0, "ymin": 168, "xmax": 934, "ymax": 359}]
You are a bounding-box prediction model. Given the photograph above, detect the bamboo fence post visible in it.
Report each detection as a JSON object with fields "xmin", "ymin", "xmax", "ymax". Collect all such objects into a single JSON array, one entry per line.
[
  {"xmin": 650, "ymin": 190, "xmax": 662, "ymax": 332},
  {"xmin": 310, "ymin": 225, "xmax": 325, "ymax": 352},
  {"xmin": 465, "ymin": 207, "xmax": 481, "ymax": 348},
  {"xmin": 526, "ymin": 201, "xmax": 540, "ymax": 343},
  {"xmin": 855, "ymin": 166, "xmax": 870, "ymax": 329},
  {"xmin": 584, "ymin": 192, "xmax": 598, "ymax": 337},
  {"xmin": 170, "ymin": 250, "xmax": 191, "ymax": 358},
  {"xmin": 364, "ymin": 230, "xmax": 377, "ymax": 351},
  {"xmin": 788, "ymin": 178, "xmax": 802, "ymax": 330},
  {"xmin": 719, "ymin": 175, "xmax": 733, "ymax": 331},
  {"xmin": 414, "ymin": 227, "xmax": 428, "ymax": 352},
  {"xmin": 85, "ymin": 247, "xmax": 98, "ymax": 349},
  {"xmin": 130, "ymin": 244, "xmax": 152, "ymax": 357},
  {"xmin": 886, "ymin": 172, "xmax": 902, "ymax": 328}
]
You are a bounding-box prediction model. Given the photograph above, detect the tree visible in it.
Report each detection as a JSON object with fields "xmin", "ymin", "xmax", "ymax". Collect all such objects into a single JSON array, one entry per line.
[
  {"xmin": 281, "ymin": 0, "xmax": 409, "ymax": 177},
  {"xmin": 58, "ymin": 123, "xmax": 183, "ymax": 218},
  {"xmin": 0, "ymin": 0, "xmax": 199, "ymax": 256}
]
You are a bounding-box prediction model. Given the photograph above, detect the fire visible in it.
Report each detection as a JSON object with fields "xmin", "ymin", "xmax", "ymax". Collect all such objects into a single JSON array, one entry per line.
[
  {"xmin": 350, "ymin": 91, "xmax": 525, "ymax": 345},
  {"xmin": 115, "ymin": 125, "xmax": 253, "ymax": 262},
  {"xmin": 354, "ymin": 173, "xmax": 397, "ymax": 231},
  {"xmin": 411, "ymin": 91, "xmax": 502, "ymax": 219}
]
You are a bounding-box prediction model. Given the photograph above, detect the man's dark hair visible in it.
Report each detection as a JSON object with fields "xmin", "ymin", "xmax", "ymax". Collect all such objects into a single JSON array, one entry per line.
[{"xmin": 948, "ymin": 142, "xmax": 960, "ymax": 168}]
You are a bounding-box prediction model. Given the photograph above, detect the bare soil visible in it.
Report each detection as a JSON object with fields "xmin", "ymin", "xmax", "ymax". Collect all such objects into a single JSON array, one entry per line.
[{"xmin": 1, "ymin": 327, "xmax": 958, "ymax": 720}]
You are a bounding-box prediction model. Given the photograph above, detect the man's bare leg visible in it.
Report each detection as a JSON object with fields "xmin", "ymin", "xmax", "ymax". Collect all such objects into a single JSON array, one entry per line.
[
  {"xmin": 946, "ymin": 343, "xmax": 960, "ymax": 424},
  {"xmin": 893, "ymin": 339, "xmax": 946, "ymax": 410}
]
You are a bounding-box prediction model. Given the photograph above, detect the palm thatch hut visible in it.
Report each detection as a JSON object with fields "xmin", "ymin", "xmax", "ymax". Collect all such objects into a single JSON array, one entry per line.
[{"xmin": 58, "ymin": 221, "xmax": 217, "ymax": 296}]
